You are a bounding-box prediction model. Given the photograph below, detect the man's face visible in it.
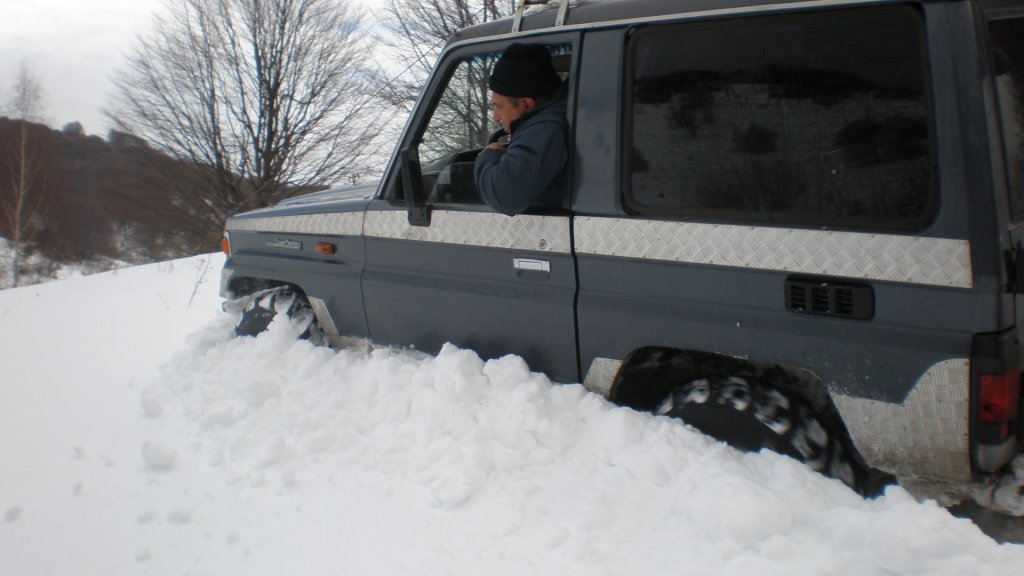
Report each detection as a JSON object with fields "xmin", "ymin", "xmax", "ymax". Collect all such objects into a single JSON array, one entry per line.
[{"xmin": 491, "ymin": 92, "xmax": 533, "ymax": 134}]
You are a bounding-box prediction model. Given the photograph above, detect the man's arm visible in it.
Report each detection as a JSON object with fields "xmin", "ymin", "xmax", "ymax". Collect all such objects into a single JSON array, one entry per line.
[{"xmin": 474, "ymin": 119, "xmax": 566, "ymax": 216}]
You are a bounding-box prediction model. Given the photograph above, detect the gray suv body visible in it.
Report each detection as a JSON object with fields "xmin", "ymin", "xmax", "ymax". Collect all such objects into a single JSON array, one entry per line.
[{"xmin": 221, "ymin": 0, "xmax": 1024, "ymax": 511}]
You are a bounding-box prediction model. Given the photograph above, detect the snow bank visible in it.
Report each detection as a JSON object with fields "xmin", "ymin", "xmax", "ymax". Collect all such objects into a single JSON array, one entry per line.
[{"xmin": 1, "ymin": 254, "xmax": 1022, "ymax": 575}]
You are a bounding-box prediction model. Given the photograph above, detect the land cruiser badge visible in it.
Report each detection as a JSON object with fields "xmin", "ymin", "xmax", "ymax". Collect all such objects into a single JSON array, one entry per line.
[{"xmin": 267, "ymin": 238, "xmax": 302, "ymax": 251}]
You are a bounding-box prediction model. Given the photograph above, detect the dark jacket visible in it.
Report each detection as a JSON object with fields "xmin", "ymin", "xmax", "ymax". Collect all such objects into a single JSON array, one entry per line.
[{"xmin": 474, "ymin": 85, "xmax": 568, "ymax": 216}]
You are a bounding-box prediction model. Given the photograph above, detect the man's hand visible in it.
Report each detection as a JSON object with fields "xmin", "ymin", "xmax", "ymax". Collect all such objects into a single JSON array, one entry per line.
[{"xmin": 485, "ymin": 142, "xmax": 507, "ymax": 153}]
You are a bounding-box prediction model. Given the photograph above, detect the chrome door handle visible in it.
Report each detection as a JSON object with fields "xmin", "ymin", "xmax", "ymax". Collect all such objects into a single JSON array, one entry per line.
[{"xmin": 514, "ymin": 258, "xmax": 550, "ymax": 273}]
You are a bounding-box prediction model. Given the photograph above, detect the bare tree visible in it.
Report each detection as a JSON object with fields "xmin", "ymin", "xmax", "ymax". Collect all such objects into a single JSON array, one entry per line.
[
  {"xmin": 1, "ymin": 62, "xmax": 50, "ymax": 288},
  {"xmin": 107, "ymin": 0, "xmax": 383, "ymax": 246},
  {"xmin": 374, "ymin": 0, "xmax": 518, "ymax": 113},
  {"xmin": 418, "ymin": 53, "xmax": 498, "ymax": 163}
]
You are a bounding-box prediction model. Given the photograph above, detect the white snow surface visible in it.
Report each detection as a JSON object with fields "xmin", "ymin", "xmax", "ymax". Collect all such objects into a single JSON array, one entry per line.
[{"xmin": 1, "ymin": 254, "xmax": 1022, "ymax": 575}]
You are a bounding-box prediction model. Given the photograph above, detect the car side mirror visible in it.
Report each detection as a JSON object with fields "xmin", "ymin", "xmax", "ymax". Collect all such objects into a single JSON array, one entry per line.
[{"xmin": 401, "ymin": 146, "xmax": 431, "ymax": 227}]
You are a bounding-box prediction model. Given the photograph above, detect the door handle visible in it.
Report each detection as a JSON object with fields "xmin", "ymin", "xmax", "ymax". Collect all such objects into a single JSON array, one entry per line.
[{"xmin": 514, "ymin": 258, "xmax": 550, "ymax": 273}]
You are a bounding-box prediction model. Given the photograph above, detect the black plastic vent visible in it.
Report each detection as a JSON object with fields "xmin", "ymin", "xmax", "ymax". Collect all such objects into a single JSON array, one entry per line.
[{"xmin": 785, "ymin": 277, "xmax": 874, "ymax": 320}]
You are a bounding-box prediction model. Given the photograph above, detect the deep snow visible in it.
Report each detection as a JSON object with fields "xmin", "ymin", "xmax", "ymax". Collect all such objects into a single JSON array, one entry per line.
[{"xmin": 1, "ymin": 254, "xmax": 1023, "ymax": 575}]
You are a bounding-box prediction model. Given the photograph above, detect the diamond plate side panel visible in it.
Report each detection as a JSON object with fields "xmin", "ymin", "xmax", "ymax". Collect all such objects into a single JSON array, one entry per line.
[
  {"xmin": 831, "ymin": 359, "xmax": 971, "ymax": 482},
  {"xmin": 583, "ymin": 357, "xmax": 623, "ymax": 398},
  {"xmin": 363, "ymin": 210, "xmax": 571, "ymax": 253},
  {"xmin": 575, "ymin": 217, "xmax": 972, "ymax": 288},
  {"xmin": 226, "ymin": 213, "xmax": 364, "ymax": 236}
]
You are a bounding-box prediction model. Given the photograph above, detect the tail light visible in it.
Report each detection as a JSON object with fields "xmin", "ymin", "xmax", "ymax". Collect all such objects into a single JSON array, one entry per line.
[
  {"xmin": 221, "ymin": 233, "xmax": 231, "ymax": 256},
  {"xmin": 971, "ymin": 331, "xmax": 1022, "ymax": 473},
  {"xmin": 979, "ymin": 369, "xmax": 1021, "ymax": 429}
]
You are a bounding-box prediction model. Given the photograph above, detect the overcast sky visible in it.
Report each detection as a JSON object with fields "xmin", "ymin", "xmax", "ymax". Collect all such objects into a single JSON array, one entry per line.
[
  {"xmin": 0, "ymin": 0, "xmax": 380, "ymax": 137},
  {"xmin": 0, "ymin": 0, "xmax": 166, "ymax": 135}
]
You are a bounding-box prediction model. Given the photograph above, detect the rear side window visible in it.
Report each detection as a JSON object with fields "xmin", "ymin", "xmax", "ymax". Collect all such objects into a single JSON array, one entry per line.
[
  {"xmin": 989, "ymin": 18, "xmax": 1024, "ymax": 221},
  {"xmin": 625, "ymin": 6, "xmax": 935, "ymax": 230}
]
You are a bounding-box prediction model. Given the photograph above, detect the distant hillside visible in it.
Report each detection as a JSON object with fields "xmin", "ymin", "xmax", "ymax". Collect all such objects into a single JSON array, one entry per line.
[{"xmin": 0, "ymin": 118, "xmax": 226, "ymax": 285}]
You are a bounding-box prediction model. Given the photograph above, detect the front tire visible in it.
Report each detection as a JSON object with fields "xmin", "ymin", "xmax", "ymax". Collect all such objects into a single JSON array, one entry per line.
[
  {"xmin": 233, "ymin": 287, "xmax": 318, "ymax": 340},
  {"xmin": 657, "ymin": 375, "xmax": 873, "ymax": 494}
]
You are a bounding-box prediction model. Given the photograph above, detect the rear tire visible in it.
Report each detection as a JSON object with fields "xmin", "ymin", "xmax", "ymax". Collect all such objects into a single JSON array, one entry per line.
[
  {"xmin": 657, "ymin": 375, "xmax": 872, "ymax": 494},
  {"xmin": 234, "ymin": 287, "xmax": 318, "ymax": 340}
]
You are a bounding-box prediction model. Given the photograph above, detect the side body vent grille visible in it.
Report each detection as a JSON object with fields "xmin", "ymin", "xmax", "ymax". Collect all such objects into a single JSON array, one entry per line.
[{"xmin": 785, "ymin": 277, "xmax": 874, "ymax": 320}]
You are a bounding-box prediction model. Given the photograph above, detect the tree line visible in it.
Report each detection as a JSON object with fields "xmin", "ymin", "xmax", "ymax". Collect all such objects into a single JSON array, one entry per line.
[{"xmin": 1, "ymin": 0, "xmax": 518, "ymax": 287}]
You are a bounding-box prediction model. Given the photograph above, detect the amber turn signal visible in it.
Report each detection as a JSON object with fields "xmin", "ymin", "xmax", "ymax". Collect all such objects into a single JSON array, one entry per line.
[{"xmin": 315, "ymin": 242, "xmax": 336, "ymax": 255}]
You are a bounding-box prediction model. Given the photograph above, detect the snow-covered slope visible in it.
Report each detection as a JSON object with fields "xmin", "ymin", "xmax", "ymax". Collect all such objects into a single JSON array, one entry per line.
[{"xmin": 1, "ymin": 254, "xmax": 1022, "ymax": 575}]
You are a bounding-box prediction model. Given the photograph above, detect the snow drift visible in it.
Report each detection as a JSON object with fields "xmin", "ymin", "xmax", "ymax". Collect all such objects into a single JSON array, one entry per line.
[{"xmin": 1, "ymin": 254, "xmax": 1022, "ymax": 575}]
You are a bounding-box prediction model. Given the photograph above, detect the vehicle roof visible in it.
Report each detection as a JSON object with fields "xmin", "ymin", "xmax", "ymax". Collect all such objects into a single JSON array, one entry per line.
[{"xmin": 449, "ymin": 0, "xmax": 1015, "ymax": 44}]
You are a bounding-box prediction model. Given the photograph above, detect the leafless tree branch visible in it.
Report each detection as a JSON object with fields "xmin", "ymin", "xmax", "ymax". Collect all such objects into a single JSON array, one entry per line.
[{"xmin": 106, "ymin": 0, "xmax": 384, "ymax": 243}]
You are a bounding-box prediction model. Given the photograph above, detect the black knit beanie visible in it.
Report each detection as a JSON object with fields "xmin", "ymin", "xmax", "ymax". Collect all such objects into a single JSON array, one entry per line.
[{"xmin": 488, "ymin": 44, "xmax": 560, "ymax": 98}]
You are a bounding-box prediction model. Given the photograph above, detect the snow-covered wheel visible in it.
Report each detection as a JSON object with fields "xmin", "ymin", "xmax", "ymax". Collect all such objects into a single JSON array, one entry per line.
[
  {"xmin": 657, "ymin": 375, "xmax": 870, "ymax": 494},
  {"xmin": 231, "ymin": 287, "xmax": 319, "ymax": 340}
]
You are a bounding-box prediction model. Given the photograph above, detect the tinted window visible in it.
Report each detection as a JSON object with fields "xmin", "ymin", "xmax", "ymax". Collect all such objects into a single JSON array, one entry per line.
[
  {"xmin": 989, "ymin": 18, "xmax": 1024, "ymax": 221},
  {"xmin": 626, "ymin": 6, "xmax": 934, "ymax": 230}
]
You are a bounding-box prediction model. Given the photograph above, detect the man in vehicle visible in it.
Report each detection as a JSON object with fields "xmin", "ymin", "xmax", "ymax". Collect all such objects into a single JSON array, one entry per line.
[{"xmin": 475, "ymin": 43, "xmax": 568, "ymax": 216}]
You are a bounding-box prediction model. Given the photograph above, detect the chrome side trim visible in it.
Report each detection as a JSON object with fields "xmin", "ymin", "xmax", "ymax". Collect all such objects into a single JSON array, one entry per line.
[
  {"xmin": 576, "ymin": 217, "xmax": 973, "ymax": 288},
  {"xmin": 830, "ymin": 359, "xmax": 971, "ymax": 482},
  {"xmin": 224, "ymin": 213, "xmax": 971, "ymax": 289},
  {"xmin": 363, "ymin": 210, "xmax": 572, "ymax": 253},
  {"xmin": 225, "ymin": 212, "xmax": 364, "ymax": 236}
]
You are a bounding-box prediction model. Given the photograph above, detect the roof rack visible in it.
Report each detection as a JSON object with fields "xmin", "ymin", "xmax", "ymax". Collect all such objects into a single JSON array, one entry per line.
[{"xmin": 511, "ymin": 0, "xmax": 571, "ymax": 33}]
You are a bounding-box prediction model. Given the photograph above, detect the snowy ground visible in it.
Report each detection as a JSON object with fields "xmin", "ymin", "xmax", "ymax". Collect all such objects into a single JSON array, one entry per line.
[{"xmin": 1, "ymin": 254, "xmax": 1023, "ymax": 575}]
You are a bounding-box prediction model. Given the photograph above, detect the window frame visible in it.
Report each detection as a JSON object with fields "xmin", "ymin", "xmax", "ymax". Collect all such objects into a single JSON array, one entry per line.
[
  {"xmin": 620, "ymin": 4, "xmax": 939, "ymax": 232},
  {"xmin": 381, "ymin": 35, "xmax": 578, "ymax": 213}
]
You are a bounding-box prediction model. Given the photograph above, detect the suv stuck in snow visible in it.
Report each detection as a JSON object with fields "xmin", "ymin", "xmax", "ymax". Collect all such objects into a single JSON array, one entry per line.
[{"xmin": 220, "ymin": 0, "xmax": 1024, "ymax": 512}]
